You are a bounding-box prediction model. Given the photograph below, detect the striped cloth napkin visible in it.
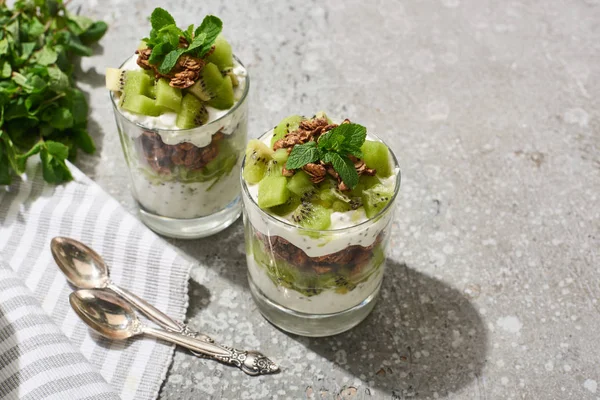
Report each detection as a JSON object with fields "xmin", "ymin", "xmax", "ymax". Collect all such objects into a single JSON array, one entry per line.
[{"xmin": 0, "ymin": 161, "xmax": 193, "ymax": 399}]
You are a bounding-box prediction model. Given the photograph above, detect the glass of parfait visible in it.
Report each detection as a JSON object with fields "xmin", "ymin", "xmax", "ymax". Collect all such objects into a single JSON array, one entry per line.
[
  {"xmin": 241, "ymin": 113, "xmax": 400, "ymax": 336},
  {"xmin": 108, "ymin": 10, "xmax": 249, "ymax": 238}
]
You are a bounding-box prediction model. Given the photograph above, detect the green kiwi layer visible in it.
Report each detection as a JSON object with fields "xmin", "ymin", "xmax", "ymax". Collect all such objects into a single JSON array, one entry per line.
[{"xmin": 249, "ymin": 234, "xmax": 385, "ymax": 297}]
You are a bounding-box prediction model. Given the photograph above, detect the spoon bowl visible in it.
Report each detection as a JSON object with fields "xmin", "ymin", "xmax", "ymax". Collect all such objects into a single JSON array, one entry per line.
[
  {"xmin": 51, "ymin": 237, "xmax": 110, "ymax": 289},
  {"xmin": 69, "ymin": 289, "xmax": 138, "ymax": 340}
]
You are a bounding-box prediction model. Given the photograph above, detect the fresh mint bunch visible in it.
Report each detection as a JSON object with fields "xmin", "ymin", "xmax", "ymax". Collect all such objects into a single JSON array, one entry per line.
[
  {"xmin": 0, "ymin": 0, "xmax": 107, "ymax": 185},
  {"xmin": 142, "ymin": 8, "xmax": 222, "ymax": 75},
  {"xmin": 286, "ymin": 123, "xmax": 367, "ymax": 189}
]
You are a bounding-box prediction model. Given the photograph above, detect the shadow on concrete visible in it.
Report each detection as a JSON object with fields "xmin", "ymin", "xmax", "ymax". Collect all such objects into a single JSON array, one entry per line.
[{"xmin": 290, "ymin": 261, "xmax": 488, "ymax": 398}]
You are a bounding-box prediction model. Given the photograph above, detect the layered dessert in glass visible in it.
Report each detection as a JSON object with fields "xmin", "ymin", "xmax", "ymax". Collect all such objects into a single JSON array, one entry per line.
[
  {"xmin": 107, "ymin": 8, "xmax": 248, "ymax": 238},
  {"xmin": 241, "ymin": 113, "xmax": 400, "ymax": 336}
]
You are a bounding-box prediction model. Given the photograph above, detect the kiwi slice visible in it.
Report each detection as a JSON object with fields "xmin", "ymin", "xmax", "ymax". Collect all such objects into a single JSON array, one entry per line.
[
  {"xmin": 105, "ymin": 68, "xmax": 124, "ymax": 91},
  {"xmin": 243, "ymin": 139, "xmax": 274, "ymax": 184},
  {"xmin": 258, "ymin": 176, "xmax": 290, "ymax": 208},
  {"xmin": 271, "ymin": 115, "xmax": 304, "ymax": 147},
  {"xmin": 120, "ymin": 94, "xmax": 162, "ymax": 116},
  {"xmin": 206, "ymin": 35, "xmax": 234, "ymax": 70},
  {"xmin": 287, "ymin": 170, "xmax": 314, "ymax": 197},
  {"xmin": 207, "ymin": 75, "xmax": 234, "ymax": 110},
  {"xmin": 155, "ymin": 78, "xmax": 182, "ymax": 112},
  {"xmin": 188, "ymin": 62, "xmax": 223, "ymax": 102},
  {"xmin": 291, "ymin": 202, "xmax": 331, "ymax": 230},
  {"xmin": 175, "ymin": 94, "xmax": 208, "ymax": 129},
  {"xmin": 361, "ymin": 140, "xmax": 392, "ymax": 177},
  {"xmin": 361, "ymin": 183, "xmax": 394, "ymax": 218}
]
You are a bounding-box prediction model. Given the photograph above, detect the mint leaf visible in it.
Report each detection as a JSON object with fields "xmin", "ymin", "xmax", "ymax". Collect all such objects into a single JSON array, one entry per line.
[
  {"xmin": 151, "ymin": 8, "xmax": 176, "ymax": 31},
  {"xmin": 322, "ymin": 152, "xmax": 359, "ymax": 189},
  {"xmin": 40, "ymin": 145, "xmax": 72, "ymax": 183},
  {"xmin": 318, "ymin": 127, "xmax": 346, "ymax": 153},
  {"xmin": 159, "ymin": 48, "xmax": 186, "ymax": 74},
  {"xmin": 340, "ymin": 123, "xmax": 367, "ymax": 153},
  {"xmin": 184, "ymin": 24, "xmax": 194, "ymax": 43},
  {"xmin": 318, "ymin": 123, "xmax": 366, "ymax": 155},
  {"xmin": 79, "ymin": 21, "xmax": 108, "ymax": 44},
  {"xmin": 49, "ymin": 108, "xmax": 73, "ymax": 130},
  {"xmin": 158, "ymin": 24, "xmax": 183, "ymax": 47},
  {"xmin": 194, "ymin": 15, "xmax": 222, "ymax": 56},
  {"xmin": 185, "ymin": 32, "xmax": 207, "ymax": 53},
  {"xmin": 286, "ymin": 141, "xmax": 320, "ymax": 170},
  {"xmin": 48, "ymin": 66, "xmax": 70, "ymax": 92},
  {"xmin": 148, "ymin": 42, "xmax": 173, "ymax": 64},
  {"xmin": 0, "ymin": 38, "xmax": 9, "ymax": 56},
  {"xmin": 32, "ymin": 46, "xmax": 58, "ymax": 65},
  {"xmin": 74, "ymin": 129, "xmax": 95, "ymax": 154}
]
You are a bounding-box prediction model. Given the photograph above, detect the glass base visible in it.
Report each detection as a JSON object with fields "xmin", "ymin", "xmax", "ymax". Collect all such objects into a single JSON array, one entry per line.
[
  {"xmin": 249, "ymin": 276, "xmax": 381, "ymax": 337},
  {"xmin": 137, "ymin": 196, "xmax": 241, "ymax": 239}
]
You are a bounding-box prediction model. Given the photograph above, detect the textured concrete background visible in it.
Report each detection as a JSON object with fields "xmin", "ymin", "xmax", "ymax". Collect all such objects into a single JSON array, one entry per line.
[{"xmin": 72, "ymin": 0, "xmax": 599, "ymax": 398}]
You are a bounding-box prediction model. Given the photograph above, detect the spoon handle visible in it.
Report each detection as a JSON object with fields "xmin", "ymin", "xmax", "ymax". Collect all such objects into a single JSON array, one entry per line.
[
  {"xmin": 108, "ymin": 283, "xmax": 213, "ymax": 343},
  {"xmin": 142, "ymin": 326, "xmax": 279, "ymax": 376}
]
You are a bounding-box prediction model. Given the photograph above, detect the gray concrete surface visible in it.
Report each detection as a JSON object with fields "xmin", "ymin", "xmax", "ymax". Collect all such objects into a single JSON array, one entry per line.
[{"xmin": 73, "ymin": 0, "xmax": 599, "ymax": 398}]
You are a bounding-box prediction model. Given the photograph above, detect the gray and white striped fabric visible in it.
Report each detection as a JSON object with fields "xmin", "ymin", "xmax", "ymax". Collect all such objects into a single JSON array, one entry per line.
[{"xmin": 0, "ymin": 161, "xmax": 193, "ymax": 399}]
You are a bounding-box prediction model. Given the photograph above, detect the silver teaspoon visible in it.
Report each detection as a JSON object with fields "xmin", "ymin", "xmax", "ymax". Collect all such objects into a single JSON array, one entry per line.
[
  {"xmin": 50, "ymin": 237, "xmax": 212, "ymax": 342},
  {"xmin": 70, "ymin": 289, "xmax": 279, "ymax": 376}
]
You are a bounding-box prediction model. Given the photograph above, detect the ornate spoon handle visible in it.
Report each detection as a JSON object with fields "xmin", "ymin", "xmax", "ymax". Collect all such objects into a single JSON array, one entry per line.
[
  {"xmin": 108, "ymin": 281, "xmax": 214, "ymax": 343},
  {"xmin": 142, "ymin": 326, "xmax": 279, "ymax": 376}
]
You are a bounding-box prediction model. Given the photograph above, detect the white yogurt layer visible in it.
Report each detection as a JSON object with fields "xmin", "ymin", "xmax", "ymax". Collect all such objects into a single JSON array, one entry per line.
[
  {"xmin": 243, "ymin": 130, "xmax": 398, "ymax": 258},
  {"xmin": 115, "ymin": 54, "xmax": 248, "ymax": 148},
  {"xmin": 248, "ymin": 257, "xmax": 384, "ymax": 314},
  {"xmin": 132, "ymin": 159, "xmax": 242, "ymax": 219}
]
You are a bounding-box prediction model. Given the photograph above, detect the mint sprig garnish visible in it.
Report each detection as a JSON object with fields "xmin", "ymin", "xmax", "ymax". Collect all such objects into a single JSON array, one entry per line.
[
  {"xmin": 143, "ymin": 9, "xmax": 222, "ymax": 75},
  {"xmin": 0, "ymin": 0, "xmax": 106, "ymax": 185},
  {"xmin": 285, "ymin": 123, "xmax": 367, "ymax": 189}
]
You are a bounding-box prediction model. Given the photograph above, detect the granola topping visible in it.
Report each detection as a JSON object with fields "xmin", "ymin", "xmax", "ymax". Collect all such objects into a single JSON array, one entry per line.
[
  {"xmin": 274, "ymin": 117, "xmax": 377, "ymax": 191},
  {"xmin": 302, "ymin": 163, "xmax": 327, "ymax": 184},
  {"xmin": 135, "ymin": 42, "xmax": 206, "ymax": 89}
]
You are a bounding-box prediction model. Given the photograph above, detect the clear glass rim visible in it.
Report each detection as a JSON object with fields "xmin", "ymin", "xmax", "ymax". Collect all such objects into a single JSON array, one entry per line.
[
  {"xmin": 241, "ymin": 128, "xmax": 401, "ymax": 233},
  {"xmin": 109, "ymin": 54, "xmax": 250, "ymax": 132}
]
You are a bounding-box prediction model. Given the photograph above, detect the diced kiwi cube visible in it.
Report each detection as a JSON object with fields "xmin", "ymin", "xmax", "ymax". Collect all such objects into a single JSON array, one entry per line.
[
  {"xmin": 188, "ymin": 62, "xmax": 224, "ymax": 102},
  {"xmin": 121, "ymin": 94, "xmax": 162, "ymax": 116},
  {"xmin": 123, "ymin": 70, "xmax": 153, "ymax": 97},
  {"xmin": 270, "ymin": 195, "xmax": 301, "ymax": 216},
  {"xmin": 272, "ymin": 148, "xmax": 289, "ymax": 164},
  {"xmin": 176, "ymin": 94, "xmax": 208, "ymax": 129},
  {"xmin": 206, "ymin": 35, "xmax": 233, "ymax": 70},
  {"xmin": 361, "ymin": 183, "xmax": 394, "ymax": 218},
  {"xmin": 332, "ymin": 200, "xmax": 352, "ymax": 212},
  {"xmin": 207, "ymin": 75, "xmax": 234, "ymax": 110},
  {"xmin": 271, "ymin": 115, "xmax": 304, "ymax": 147},
  {"xmin": 155, "ymin": 78, "xmax": 182, "ymax": 112},
  {"xmin": 287, "ymin": 171, "xmax": 314, "ymax": 196},
  {"xmin": 361, "ymin": 140, "xmax": 392, "ymax": 177},
  {"xmin": 258, "ymin": 176, "xmax": 290, "ymax": 208}
]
